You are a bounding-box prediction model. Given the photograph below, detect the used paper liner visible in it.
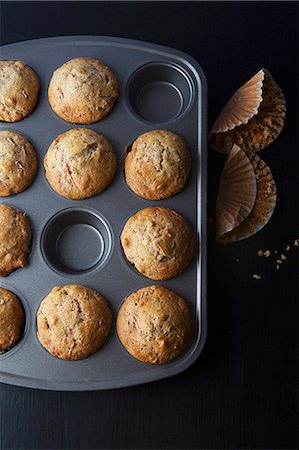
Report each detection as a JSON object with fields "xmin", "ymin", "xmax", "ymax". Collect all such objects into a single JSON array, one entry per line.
[
  {"xmin": 210, "ymin": 69, "xmax": 264, "ymax": 135},
  {"xmin": 209, "ymin": 69, "xmax": 286, "ymax": 153},
  {"xmin": 216, "ymin": 144, "xmax": 257, "ymax": 238},
  {"xmin": 218, "ymin": 149, "xmax": 277, "ymax": 243}
]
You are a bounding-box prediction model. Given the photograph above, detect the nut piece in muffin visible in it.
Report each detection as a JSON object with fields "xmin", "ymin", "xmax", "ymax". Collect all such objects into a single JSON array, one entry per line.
[
  {"xmin": 0, "ymin": 287, "xmax": 24, "ymax": 354},
  {"xmin": 48, "ymin": 57, "xmax": 119, "ymax": 124},
  {"xmin": 44, "ymin": 128, "xmax": 116, "ymax": 199},
  {"xmin": 0, "ymin": 60, "xmax": 39, "ymax": 122},
  {"xmin": 0, "ymin": 204, "xmax": 32, "ymax": 277},
  {"xmin": 0, "ymin": 131, "xmax": 37, "ymax": 196},
  {"xmin": 125, "ymin": 130, "xmax": 191, "ymax": 200},
  {"xmin": 37, "ymin": 284, "xmax": 112, "ymax": 361},
  {"xmin": 117, "ymin": 285, "xmax": 194, "ymax": 364},
  {"xmin": 120, "ymin": 206, "xmax": 196, "ymax": 280}
]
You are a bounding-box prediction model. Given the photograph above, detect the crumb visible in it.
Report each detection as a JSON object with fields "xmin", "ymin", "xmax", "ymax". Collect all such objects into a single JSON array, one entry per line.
[
  {"xmin": 253, "ymin": 274, "xmax": 261, "ymax": 280},
  {"xmin": 258, "ymin": 250, "xmax": 264, "ymax": 256},
  {"xmin": 235, "ymin": 259, "xmax": 239, "ymax": 263},
  {"xmin": 264, "ymin": 250, "xmax": 270, "ymax": 257},
  {"xmin": 277, "ymin": 259, "xmax": 282, "ymax": 264},
  {"xmin": 294, "ymin": 239, "xmax": 299, "ymax": 247},
  {"xmin": 276, "ymin": 264, "xmax": 280, "ymax": 270},
  {"xmin": 281, "ymin": 254, "xmax": 286, "ymax": 261},
  {"xmin": 286, "ymin": 245, "xmax": 290, "ymax": 251},
  {"xmin": 274, "ymin": 250, "xmax": 278, "ymax": 254}
]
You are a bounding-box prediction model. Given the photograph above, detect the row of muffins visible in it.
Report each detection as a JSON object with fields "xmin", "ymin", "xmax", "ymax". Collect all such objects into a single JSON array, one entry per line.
[
  {"xmin": 0, "ymin": 203, "xmax": 195, "ymax": 281},
  {"xmin": 0, "ymin": 57, "xmax": 118, "ymax": 124},
  {"xmin": 0, "ymin": 284, "xmax": 194, "ymax": 364},
  {"xmin": 0, "ymin": 126, "xmax": 195, "ymax": 280},
  {"xmin": 0, "ymin": 129, "xmax": 191, "ymax": 200}
]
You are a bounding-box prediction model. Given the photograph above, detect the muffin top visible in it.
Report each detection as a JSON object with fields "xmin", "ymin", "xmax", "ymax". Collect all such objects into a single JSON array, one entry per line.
[
  {"xmin": 120, "ymin": 206, "xmax": 196, "ymax": 280},
  {"xmin": 44, "ymin": 128, "xmax": 116, "ymax": 199},
  {"xmin": 37, "ymin": 284, "xmax": 112, "ymax": 361},
  {"xmin": 0, "ymin": 131, "xmax": 37, "ymax": 196},
  {"xmin": 117, "ymin": 285, "xmax": 194, "ymax": 364},
  {"xmin": 0, "ymin": 204, "xmax": 32, "ymax": 277},
  {"xmin": 125, "ymin": 130, "xmax": 191, "ymax": 200},
  {"xmin": 48, "ymin": 57, "xmax": 119, "ymax": 124},
  {"xmin": 0, "ymin": 287, "xmax": 24, "ymax": 353},
  {"xmin": 0, "ymin": 60, "xmax": 39, "ymax": 122}
]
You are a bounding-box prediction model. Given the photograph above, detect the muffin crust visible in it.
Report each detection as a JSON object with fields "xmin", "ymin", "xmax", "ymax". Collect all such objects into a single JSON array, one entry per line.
[
  {"xmin": 0, "ymin": 287, "xmax": 24, "ymax": 353},
  {"xmin": 0, "ymin": 204, "xmax": 32, "ymax": 277},
  {"xmin": 120, "ymin": 206, "xmax": 196, "ymax": 280},
  {"xmin": 44, "ymin": 128, "xmax": 116, "ymax": 199},
  {"xmin": 0, "ymin": 60, "xmax": 39, "ymax": 122},
  {"xmin": 48, "ymin": 57, "xmax": 119, "ymax": 123},
  {"xmin": 117, "ymin": 285, "xmax": 194, "ymax": 364},
  {"xmin": 37, "ymin": 284, "xmax": 112, "ymax": 360},
  {"xmin": 125, "ymin": 130, "xmax": 191, "ymax": 200},
  {"xmin": 0, "ymin": 131, "xmax": 37, "ymax": 196}
]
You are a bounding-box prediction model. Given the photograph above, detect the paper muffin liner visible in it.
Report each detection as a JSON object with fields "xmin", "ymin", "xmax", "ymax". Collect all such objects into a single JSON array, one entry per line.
[
  {"xmin": 210, "ymin": 69, "xmax": 264, "ymax": 135},
  {"xmin": 209, "ymin": 69, "xmax": 286, "ymax": 153},
  {"xmin": 216, "ymin": 144, "xmax": 257, "ymax": 239},
  {"xmin": 218, "ymin": 149, "xmax": 277, "ymax": 243}
]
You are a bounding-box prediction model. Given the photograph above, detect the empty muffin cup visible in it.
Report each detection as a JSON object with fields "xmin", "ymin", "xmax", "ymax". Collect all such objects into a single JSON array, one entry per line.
[
  {"xmin": 126, "ymin": 62, "xmax": 194, "ymax": 124},
  {"xmin": 40, "ymin": 208, "xmax": 113, "ymax": 276}
]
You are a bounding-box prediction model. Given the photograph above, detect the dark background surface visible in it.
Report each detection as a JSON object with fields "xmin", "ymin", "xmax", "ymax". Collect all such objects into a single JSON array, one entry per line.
[{"xmin": 0, "ymin": 1, "xmax": 297, "ymax": 449}]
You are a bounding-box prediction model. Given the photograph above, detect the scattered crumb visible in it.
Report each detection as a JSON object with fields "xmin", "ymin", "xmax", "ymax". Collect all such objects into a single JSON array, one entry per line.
[
  {"xmin": 253, "ymin": 274, "xmax": 261, "ymax": 280},
  {"xmin": 286, "ymin": 245, "xmax": 291, "ymax": 251},
  {"xmin": 281, "ymin": 254, "xmax": 286, "ymax": 261},
  {"xmin": 294, "ymin": 239, "xmax": 299, "ymax": 247},
  {"xmin": 258, "ymin": 250, "xmax": 264, "ymax": 257},
  {"xmin": 235, "ymin": 259, "xmax": 240, "ymax": 263},
  {"xmin": 264, "ymin": 250, "xmax": 270, "ymax": 257},
  {"xmin": 276, "ymin": 265, "xmax": 280, "ymax": 270},
  {"xmin": 277, "ymin": 259, "xmax": 282, "ymax": 264},
  {"xmin": 274, "ymin": 250, "xmax": 278, "ymax": 254}
]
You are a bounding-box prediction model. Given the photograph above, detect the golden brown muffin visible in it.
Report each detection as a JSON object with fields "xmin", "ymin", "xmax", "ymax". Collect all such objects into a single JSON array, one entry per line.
[
  {"xmin": 125, "ymin": 130, "xmax": 191, "ymax": 200},
  {"xmin": 117, "ymin": 285, "xmax": 194, "ymax": 364},
  {"xmin": 0, "ymin": 131, "xmax": 37, "ymax": 196},
  {"xmin": 120, "ymin": 206, "xmax": 196, "ymax": 280},
  {"xmin": 48, "ymin": 57, "xmax": 119, "ymax": 124},
  {"xmin": 0, "ymin": 287, "xmax": 24, "ymax": 353},
  {"xmin": 37, "ymin": 284, "xmax": 113, "ymax": 361},
  {"xmin": 0, "ymin": 60, "xmax": 39, "ymax": 122},
  {"xmin": 44, "ymin": 128, "xmax": 116, "ymax": 199},
  {"xmin": 0, "ymin": 204, "xmax": 32, "ymax": 277}
]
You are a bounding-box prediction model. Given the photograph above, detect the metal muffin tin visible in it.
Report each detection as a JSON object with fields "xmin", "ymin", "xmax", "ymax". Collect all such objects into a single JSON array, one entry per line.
[{"xmin": 0, "ymin": 36, "xmax": 207, "ymax": 391}]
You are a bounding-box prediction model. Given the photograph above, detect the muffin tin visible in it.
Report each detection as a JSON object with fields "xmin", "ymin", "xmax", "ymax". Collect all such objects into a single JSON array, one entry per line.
[{"xmin": 0, "ymin": 36, "xmax": 207, "ymax": 390}]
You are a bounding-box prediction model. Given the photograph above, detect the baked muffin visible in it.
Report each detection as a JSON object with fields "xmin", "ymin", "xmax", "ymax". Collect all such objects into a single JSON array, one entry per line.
[
  {"xmin": 0, "ymin": 131, "xmax": 37, "ymax": 196},
  {"xmin": 44, "ymin": 128, "xmax": 116, "ymax": 199},
  {"xmin": 120, "ymin": 206, "xmax": 196, "ymax": 280},
  {"xmin": 48, "ymin": 57, "xmax": 119, "ymax": 124},
  {"xmin": 0, "ymin": 204, "xmax": 32, "ymax": 277},
  {"xmin": 0, "ymin": 287, "xmax": 24, "ymax": 353},
  {"xmin": 0, "ymin": 60, "xmax": 39, "ymax": 122},
  {"xmin": 37, "ymin": 284, "xmax": 112, "ymax": 361},
  {"xmin": 125, "ymin": 130, "xmax": 191, "ymax": 200},
  {"xmin": 117, "ymin": 285, "xmax": 194, "ymax": 364}
]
